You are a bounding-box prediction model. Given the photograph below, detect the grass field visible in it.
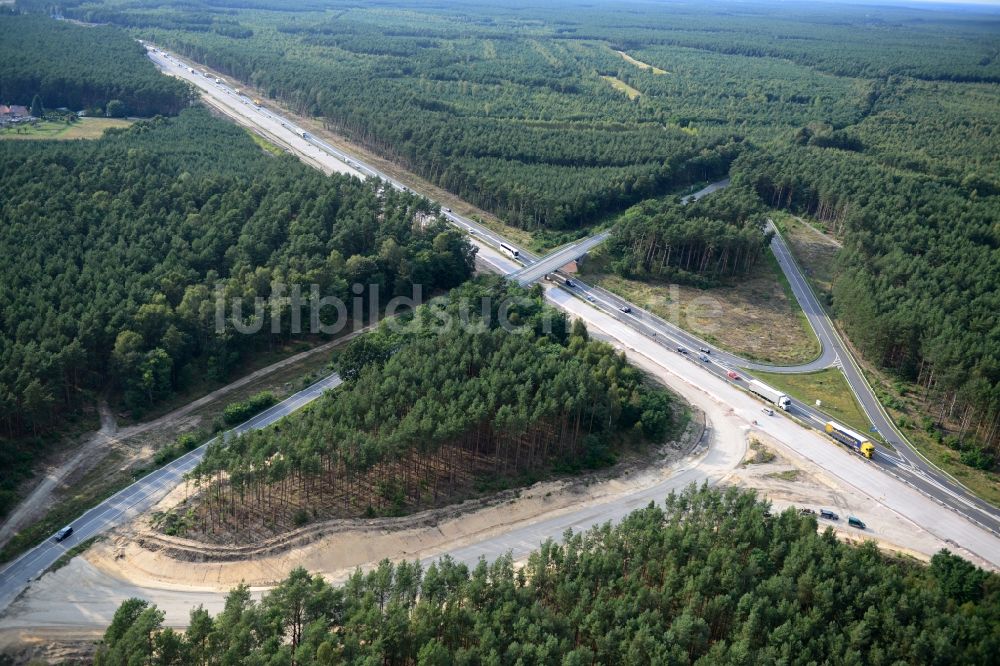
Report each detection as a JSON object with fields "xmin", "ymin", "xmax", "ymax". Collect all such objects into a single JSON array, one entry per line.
[
  {"xmin": 615, "ymin": 50, "xmax": 668, "ymax": 74},
  {"xmin": 584, "ymin": 252, "xmax": 821, "ymax": 365},
  {"xmin": 248, "ymin": 129, "xmax": 285, "ymax": 157},
  {"xmin": 755, "ymin": 368, "xmax": 875, "ymax": 439},
  {"xmin": 601, "ymin": 75, "xmax": 642, "ymax": 100},
  {"xmin": 773, "ymin": 212, "xmax": 841, "ymax": 307},
  {"xmin": 0, "ymin": 117, "xmax": 133, "ymax": 140}
]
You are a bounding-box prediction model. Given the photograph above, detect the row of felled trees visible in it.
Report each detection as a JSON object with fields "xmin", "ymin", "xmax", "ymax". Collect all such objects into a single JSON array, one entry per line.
[
  {"xmin": 97, "ymin": 485, "xmax": 1000, "ymax": 665},
  {"xmin": 185, "ymin": 280, "xmax": 671, "ymax": 539}
]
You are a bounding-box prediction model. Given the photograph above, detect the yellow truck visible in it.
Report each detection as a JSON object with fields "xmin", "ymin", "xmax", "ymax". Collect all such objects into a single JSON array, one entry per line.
[{"xmin": 825, "ymin": 421, "xmax": 875, "ymax": 459}]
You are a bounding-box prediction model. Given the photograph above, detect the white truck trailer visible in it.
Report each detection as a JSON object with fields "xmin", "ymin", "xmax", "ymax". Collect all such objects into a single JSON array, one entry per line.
[{"xmin": 747, "ymin": 379, "xmax": 792, "ymax": 411}]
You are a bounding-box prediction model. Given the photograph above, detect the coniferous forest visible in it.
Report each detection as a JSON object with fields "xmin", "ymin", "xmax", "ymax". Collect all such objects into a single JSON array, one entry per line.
[
  {"xmin": 176, "ymin": 279, "xmax": 673, "ymax": 540},
  {"xmin": 97, "ymin": 486, "xmax": 1000, "ymax": 666},
  {"xmin": 25, "ymin": 0, "xmax": 999, "ymax": 460},
  {"xmin": 0, "ymin": 109, "xmax": 474, "ymax": 516},
  {"xmin": 0, "ymin": 13, "xmax": 190, "ymax": 116}
]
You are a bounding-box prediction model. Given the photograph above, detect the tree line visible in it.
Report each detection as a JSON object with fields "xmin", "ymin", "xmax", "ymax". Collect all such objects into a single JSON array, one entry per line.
[
  {"xmin": 0, "ymin": 108, "xmax": 474, "ymax": 517},
  {"xmin": 603, "ymin": 186, "xmax": 770, "ymax": 285},
  {"xmin": 179, "ymin": 279, "xmax": 672, "ymax": 540},
  {"xmin": 0, "ymin": 13, "xmax": 190, "ymax": 116},
  {"xmin": 735, "ymin": 144, "xmax": 1000, "ymax": 463},
  {"xmin": 96, "ymin": 484, "xmax": 1000, "ymax": 665}
]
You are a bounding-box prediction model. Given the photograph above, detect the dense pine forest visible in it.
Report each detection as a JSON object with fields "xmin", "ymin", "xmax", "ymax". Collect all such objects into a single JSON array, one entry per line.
[
  {"xmin": 0, "ymin": 108, "xmax": 474, "ymax": 516},
  {"xmin": 99, "ymin": 485, "xmax": 1000, "ymax": 665},
  {"xmin": 174, "ymin": 279, "xmax": 673, "ymax": 540},
  {"xmin": 603, "ymin": 186, "xmax": 769, "ymax": 285},
  {"xmin": 0, "ymin": 13, "xmax": 189, "ymax": 116},
  {"xmin": 24, "ymin": 1, "xmax": 1000, "ymax": 465}
]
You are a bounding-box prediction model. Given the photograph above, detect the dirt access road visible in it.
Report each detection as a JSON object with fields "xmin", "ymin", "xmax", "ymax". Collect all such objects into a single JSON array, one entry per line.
[{"xmin": 0, "ymin": 335, "xmax": 358, "ymax": 553}]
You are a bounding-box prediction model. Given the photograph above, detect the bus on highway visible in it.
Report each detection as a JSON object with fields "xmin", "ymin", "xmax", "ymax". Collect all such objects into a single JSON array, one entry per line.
[{"xmin": 500, "ymin": 242, "xmax": 520, "ymax": 259}]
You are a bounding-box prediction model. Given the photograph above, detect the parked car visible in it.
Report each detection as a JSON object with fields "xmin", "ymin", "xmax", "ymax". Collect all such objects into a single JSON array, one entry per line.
[
  {"xmin": 762, "ymin": 407, "xmax": 775, "ymax": 416},
  {"xmin": 54, "ymin": 526, "xmax": 74, "ymax": 542},
  {"xmin": 848, "ymin": 516, "xmax": 866, "ymax": 529},
  {"xmin": 820, "ymin": 509, "xmax": 839, "ymax": 520}
]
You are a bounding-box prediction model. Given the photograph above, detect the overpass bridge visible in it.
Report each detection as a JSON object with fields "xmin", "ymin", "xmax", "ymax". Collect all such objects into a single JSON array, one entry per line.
[{"xmin": 510, "ymin": 231, "xmax": 611, "ymax": 286}]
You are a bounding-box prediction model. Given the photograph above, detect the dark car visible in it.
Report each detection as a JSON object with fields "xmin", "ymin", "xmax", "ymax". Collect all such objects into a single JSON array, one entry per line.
[
  {"xmin": 54, "ymin": 526, "xmax": 74, "ymax": 542},
  {"xmin": 564, "ymin": 279, "xmax": 575, "ymax": 288},
  {"xmin": 848, "ymin": 516, "xmax": 866, "ymax": 529},
  {"xmin": 619, "ymin": 305, "xmax": 631, "ymax": 314},
  {"xmin": 820, "ymin": 509, "xmax": 839, "ymax": 521}
]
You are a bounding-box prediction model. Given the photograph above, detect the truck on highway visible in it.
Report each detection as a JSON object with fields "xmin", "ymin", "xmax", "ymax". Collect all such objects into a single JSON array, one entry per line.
[
  {"xmin": 825, "ymin": 421, "xmax": 875, "ymax": 459},
  {"xmin": 499, "ymin": 242, "xmax": 520, "ymax": 259},
  {"xmin": 747, "ymin": 379, "xmax": 792, "ymax": 411}
]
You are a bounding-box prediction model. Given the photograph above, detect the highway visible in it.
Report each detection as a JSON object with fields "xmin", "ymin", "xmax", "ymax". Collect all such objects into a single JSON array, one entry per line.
[
  {"xmin": 143, "ymin": 46, "xmax": 1000, "ymax": 536},
  {"xmin": 0, "ymin": 373, "xmax": 342, "ymax": 611},
  {"xmin": 512, "ymin": 231, "xmax": 610, "ymax": 286},
  {"xmin": 0, "ymin": 46, "xmax": 998, "ymax": 633}
]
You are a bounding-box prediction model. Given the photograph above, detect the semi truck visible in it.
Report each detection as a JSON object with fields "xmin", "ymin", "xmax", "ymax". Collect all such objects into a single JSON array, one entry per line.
[
  {"xmin": 825, "ymin": 421, "xmax": 875, "ymax": 459},
  {"xmin": 747, "ymin": 379, "xmax": 792, "ymax": 411}
]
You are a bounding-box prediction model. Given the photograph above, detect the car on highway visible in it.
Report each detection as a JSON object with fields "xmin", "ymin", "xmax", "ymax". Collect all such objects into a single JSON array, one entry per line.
[
  {"xmin": 564, "ymin": 279, "xmax": 575, "ymax": 288},
  {"xmin": 677, "ymin": 346, "xmax": 688, "ymax": 354},
  {"xmin": 443, "ymin": 207, "xmax": 452, "ymax": 213},
  {"xmin": 699, "ymin": 347, "xmax": 711, "ymax": 354},
  {"xmin": 727, "ymin": 370, "xmax": 741, "ymax": 380},
  {"xmin": 699, "ymin": 354, "xmax": 709, "ymax": 362},
  {"xmin": 820, "ymin": 509, "xmax": 839, "ymax": 520},
  {"xmin": 619, "ymin": 305, "xmax": 631, "ymax": 313},
  {"xmin": 54, "ymin": 526, "xmax": 73, "ymax": 542},
  {"xmin": 848, "ymin": 516, "xmax": 866, "ymax": 529},
  {"xmin": 586, "ymin": 294, "xmax": 595, "ymax": 302}
]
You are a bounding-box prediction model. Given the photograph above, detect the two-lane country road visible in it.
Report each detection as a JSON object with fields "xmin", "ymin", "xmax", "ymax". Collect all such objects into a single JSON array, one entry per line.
[{"xmin": 0, "ymin": 373, "xmax": 342, "ymax": 612}]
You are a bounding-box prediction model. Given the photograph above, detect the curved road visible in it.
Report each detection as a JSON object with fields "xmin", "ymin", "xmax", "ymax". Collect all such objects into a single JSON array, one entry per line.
[
  {"xmin": 144, "ymin": 46, "xmax": 997, "ymax": 534},
  {"xmin": 0, "ymin": 374, "xmax": 342, "ymax": 612},
  {"xmin": 0, "ymin": 48, "xmax": 996, "ymax": 632}
]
